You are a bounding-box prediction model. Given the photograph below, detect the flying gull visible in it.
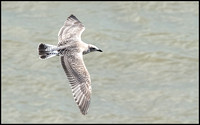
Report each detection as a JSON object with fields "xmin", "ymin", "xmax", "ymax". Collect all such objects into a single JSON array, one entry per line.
[{"xmin": 38, "ymin": 14, "xmax": 102, "ymax": 115}]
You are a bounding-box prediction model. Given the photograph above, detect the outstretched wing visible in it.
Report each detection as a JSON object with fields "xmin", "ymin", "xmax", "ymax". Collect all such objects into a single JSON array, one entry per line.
[
  {"xmin": 61, "ymin": 50, "xmax": 91, "ymax": 115},
  {"xmin": 58, "ymin": 14, "xmax": 85, "ymax": 46}
]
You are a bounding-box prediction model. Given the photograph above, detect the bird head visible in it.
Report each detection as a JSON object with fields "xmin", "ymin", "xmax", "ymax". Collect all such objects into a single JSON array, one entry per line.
[{"xmin": 88, "ymin": 44, "xmax": 103, "ymax": 53}]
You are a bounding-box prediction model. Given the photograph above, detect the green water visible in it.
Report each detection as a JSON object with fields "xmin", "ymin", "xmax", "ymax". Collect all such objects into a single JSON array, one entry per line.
[{"xmin": 2, "ymin": 1, "xmax": 199, "ymax": 123}]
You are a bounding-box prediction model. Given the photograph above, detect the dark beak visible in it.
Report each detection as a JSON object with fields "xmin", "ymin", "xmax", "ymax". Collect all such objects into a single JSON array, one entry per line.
[{"xmin": 97, "ymin": 49, "xmax": 103, "ymax": 52}]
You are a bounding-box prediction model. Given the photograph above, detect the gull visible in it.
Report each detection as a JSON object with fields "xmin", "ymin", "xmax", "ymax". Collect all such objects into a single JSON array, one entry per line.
[{"xmin": 38, "ymin": 14, "xmax": 102, "ymax": 115}]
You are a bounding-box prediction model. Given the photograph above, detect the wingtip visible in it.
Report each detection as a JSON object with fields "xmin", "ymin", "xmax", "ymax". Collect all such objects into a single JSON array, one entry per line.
[
  {"xmin": 68, "ymin": 14, "xmax": 80, "ymax": 22},
  {"xmin": 80, "ymin": 110, "xmax": 88, "ymax": 115},
  {"xmin": 70, "ymin": 14, "xmax": 75, "ymax": 17},
  {"xmin": 69, "ymin": 14, "xmax": 76, "ymax": 19}
]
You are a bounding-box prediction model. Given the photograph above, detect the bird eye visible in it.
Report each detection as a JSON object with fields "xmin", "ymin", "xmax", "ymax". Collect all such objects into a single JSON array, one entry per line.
[{"xmin": 91, "ymin": 48, "xmax": 95, "ymax": 50}]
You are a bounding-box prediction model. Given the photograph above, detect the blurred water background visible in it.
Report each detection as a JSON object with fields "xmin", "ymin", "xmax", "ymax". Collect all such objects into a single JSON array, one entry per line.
[{"xmin": 1, "ymin": 1, "xmax": 199, "ymax": 123}]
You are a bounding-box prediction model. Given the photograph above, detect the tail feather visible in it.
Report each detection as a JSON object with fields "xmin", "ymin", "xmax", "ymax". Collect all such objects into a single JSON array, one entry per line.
[{"xmin": 38, "ymin": 43, "xmax": 59, "ymax": 59}]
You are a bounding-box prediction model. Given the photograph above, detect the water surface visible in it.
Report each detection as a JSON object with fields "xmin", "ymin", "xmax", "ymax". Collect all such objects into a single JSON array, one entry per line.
[{"xmin": 2, "ymin": 1, "xmax": 199, "ymax": 123}]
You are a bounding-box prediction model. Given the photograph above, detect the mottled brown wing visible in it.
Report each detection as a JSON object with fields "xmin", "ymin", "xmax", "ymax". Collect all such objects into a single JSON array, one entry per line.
[
  {"xmin": 61, "ymin": 51, "xmax": 91, "ymax": 115},
  {"xmin": 58, "ymin": 14, "xmax": 85, "ymax": 46}
]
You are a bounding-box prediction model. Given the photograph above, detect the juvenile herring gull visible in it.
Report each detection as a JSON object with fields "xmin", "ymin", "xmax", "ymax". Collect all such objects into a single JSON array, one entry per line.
[{"xmin": 38, "ymin": 14, "xmax": 102, "ymax": 115}]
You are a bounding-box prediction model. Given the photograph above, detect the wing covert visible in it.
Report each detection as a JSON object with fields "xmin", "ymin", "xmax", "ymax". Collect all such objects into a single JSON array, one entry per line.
[
  {"xmin": 58, "ymin": 14, "xmax": 85, "ymax": 46},
  {"xmin": 61, "ymin": 50, "xmax": 91, "ymax": 115}
]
